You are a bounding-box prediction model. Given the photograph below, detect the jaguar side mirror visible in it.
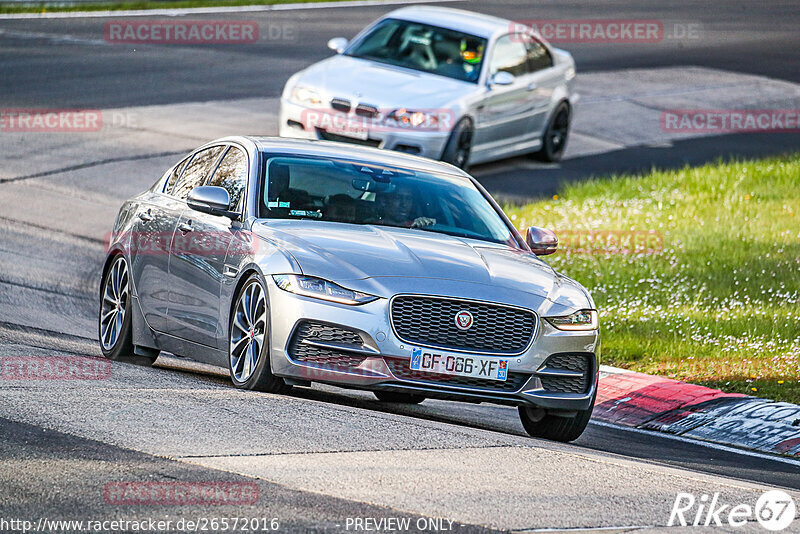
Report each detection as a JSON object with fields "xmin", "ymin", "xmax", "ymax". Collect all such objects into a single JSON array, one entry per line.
[
  {"xmin": 187, "ymin": 186, "xmax": 237, "ymax": 219},
  {"xmin": 526, "ymin": 226, "xmax": 558, "ymax": 255}
]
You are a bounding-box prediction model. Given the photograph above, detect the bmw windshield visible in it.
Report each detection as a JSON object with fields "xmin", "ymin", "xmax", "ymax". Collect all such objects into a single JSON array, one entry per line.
[
  {"xmin": 345, "ymin": 18, "xmax": 487, "ymax": 83},
  {"xmin": 259, "ymin": 155, "xmax": 517, "ymax": 246}
]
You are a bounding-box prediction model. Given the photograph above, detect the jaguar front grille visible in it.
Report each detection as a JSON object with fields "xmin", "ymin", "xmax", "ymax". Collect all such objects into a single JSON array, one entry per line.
[{"xmin": 390, "ymin": 295, "xmax": 536, "ymax": 354}]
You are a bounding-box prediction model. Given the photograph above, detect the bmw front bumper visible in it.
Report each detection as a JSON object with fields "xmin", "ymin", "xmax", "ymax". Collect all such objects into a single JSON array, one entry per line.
[{"xmin": 278, "ymin": 98, "xmax": 452, "ymax": 161}]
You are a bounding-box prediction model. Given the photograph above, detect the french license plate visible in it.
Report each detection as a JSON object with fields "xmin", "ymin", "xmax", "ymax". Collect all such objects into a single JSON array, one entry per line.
[
  {"xmin": 409, "ymin": 347, "xmax": 508, "ymax": 381},
  {"xmin": 326, "ymin": 119, "xmax": 369, "ymax": 140}
]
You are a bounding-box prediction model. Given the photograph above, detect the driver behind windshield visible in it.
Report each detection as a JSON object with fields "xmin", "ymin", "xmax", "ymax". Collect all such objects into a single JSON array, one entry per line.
[
  {"xmin": 346, "ymin": 19, "xmax": 487, "ymax": 84},
  {"xmin": 261, "ymin": 156, "xmax": 516, "ymax": 246},
  {"xmin": 372, "ymin": 184, "xmax": 436, "ymax": 228}
]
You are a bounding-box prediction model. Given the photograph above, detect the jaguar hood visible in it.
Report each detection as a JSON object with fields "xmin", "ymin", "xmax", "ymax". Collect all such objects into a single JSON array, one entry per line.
[{"xmin": 253, "ymin": 220, "xmax": 591, "ymax": 312}]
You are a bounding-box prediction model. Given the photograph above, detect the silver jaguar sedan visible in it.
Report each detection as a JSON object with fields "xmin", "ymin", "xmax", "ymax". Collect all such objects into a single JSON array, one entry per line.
[
  {"xmin": 100, "ymin": 137, "xmax": 599, "ymax": 442},
  {"xmin": 279, "ymin": 6, "xmax": 577, "ymax": 168}
]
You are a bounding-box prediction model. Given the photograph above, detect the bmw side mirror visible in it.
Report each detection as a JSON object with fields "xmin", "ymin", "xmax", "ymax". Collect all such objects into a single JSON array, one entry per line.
[
  {"xmin": 489, "ymin": 70, "xmax": 516, "ymax": 86},
  {"xmin": 187, "ymin": 186, "xmax": 238, "ymax": 220},
  {"xmin": 489, "ymin": 71, "xmax": 515, "ymax": 87},
  {"xmin": 526, "ymin": 226, "xmax": 558, "ymax": 255},
  {"xmin": 327, "ymin": 37, "xmax": 349, "ymax": 54}
]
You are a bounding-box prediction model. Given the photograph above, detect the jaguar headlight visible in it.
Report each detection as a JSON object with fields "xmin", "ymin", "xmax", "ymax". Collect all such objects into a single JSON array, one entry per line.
[
  {"xmin": 290, "ymin": 86, "xmax": 322, "ymax": 106},
  {"xmin": 546, "ymin": 309, "xmax": 598, "ymax": 331},
  {"xmin": 272, "ymin": 275, "xmax": 378, "ymax": 305}
]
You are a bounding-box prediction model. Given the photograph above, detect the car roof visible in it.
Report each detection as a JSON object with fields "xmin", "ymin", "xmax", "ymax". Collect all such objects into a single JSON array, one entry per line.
[
  {"xmin": 242, "ymin": 136, "xmax": 471, "ymax": 178},
  {"xmin": 382, "ymin": 6, "xmax": 513, "ymax": 39}
]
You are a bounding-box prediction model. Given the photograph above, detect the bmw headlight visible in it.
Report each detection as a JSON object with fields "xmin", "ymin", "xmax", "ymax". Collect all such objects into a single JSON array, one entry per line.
[
  {"xmin": 272, "ymin": 275, "xmax": 378, "ymax": 305},
  {"xmin": 546, "ymin": 309, "xmax": 598, "ymax": 331},
  {"xmin": 387, "ymin": 108, "xmax": 439, "ymax": 128},
  {"xmin": 290, "ymin": 86, "xmax": 322, "ymax": 106}
]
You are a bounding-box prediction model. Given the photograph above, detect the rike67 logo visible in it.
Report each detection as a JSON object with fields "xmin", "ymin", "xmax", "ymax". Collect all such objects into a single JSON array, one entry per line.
[{"xmin": 669, "ymin": 490, "xmax": 796, "ymax": 531}]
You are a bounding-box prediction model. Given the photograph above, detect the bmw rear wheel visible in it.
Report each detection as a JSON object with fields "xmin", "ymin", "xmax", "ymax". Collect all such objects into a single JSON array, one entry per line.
[
  {"xmin": 229, "ymin": 274, "xmax": 290, "ymax": 393},
  {"xmin": 532, "ymin": 102, "xmax": 570, "ymax": 162}
]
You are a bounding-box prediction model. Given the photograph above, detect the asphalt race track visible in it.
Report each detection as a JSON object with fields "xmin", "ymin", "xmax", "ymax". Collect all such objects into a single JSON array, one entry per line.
[
  {"xmin": 1, "ymin": 1, "xmax": 799, "ymax": 531},
  {"xmin": 2, "ymin": 0, "xmax": 800, "ymax": 195}
]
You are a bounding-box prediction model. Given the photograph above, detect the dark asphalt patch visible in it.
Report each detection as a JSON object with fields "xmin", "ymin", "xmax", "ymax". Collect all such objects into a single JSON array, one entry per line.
[{"xmin": 0, "ymin": 417, "xmax": 500, "ymax": 533}]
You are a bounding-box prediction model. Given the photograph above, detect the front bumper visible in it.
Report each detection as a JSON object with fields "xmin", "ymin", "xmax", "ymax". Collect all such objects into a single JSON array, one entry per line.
[
  {"xmin": 279, "ymin": 98, "xmax": 452, "ymax": 161},
  {"xmin": 268, "ymin": 280, "xmax": 599, "ymax": 412}
]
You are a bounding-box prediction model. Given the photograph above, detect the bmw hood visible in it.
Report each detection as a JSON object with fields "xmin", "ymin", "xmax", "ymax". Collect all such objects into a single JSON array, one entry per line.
[
  {"xmin": 290, "ymin": 54, "xmax": 470, "ymax": 110},
  {"xmin": 254, "ymin": 220, "xmax": 592, "ymax": 312}
]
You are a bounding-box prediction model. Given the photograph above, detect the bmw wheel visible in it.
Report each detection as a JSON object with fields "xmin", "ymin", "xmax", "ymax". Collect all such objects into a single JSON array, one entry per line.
[
  {"xmin": 99, "ymin": 255, "xmax": 157, "ymax": 365},
  {"xmin": 441, "ymin": 117, "xmax": 473, "ymax": 170},
  {"xmin": 229, "ymin": 274, "xmax": 290, "ymax": 393},
  {"xmin": 532, "ymin": 102, "xmax": 570, "ymax": 162}
]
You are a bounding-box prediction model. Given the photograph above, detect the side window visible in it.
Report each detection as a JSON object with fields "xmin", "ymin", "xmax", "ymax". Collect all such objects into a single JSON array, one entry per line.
[
  {"xmin": 151, "ymin": 169, "xmax": 170, "ymax": 192},
  {"xmin": 164, "ymin": 156, "xmax": 191, "ymax": 193},
  {"xmin": 207, "ymin": 146, "xmax": 249, "ymax": 211},
  {"xmin": 526, "ymin": 38, "xmax": 553, "ymax": 72},
  {"xmin": 489, "ymin": 34, "xmax": 530, "ymax": 77},
  {"xmin": 171, "ymin": 146, "xmax": 225, "ymax": 200}
]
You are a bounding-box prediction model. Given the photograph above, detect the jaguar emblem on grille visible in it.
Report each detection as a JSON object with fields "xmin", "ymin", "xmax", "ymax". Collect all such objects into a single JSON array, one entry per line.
[{"xmin": 454, "ymin": 310, "xmax": 474, "ymax": 331}]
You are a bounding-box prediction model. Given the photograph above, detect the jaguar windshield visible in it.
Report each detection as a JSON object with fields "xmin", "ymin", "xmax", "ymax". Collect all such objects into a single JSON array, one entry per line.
[
  {"xmin": 345, "ymin": 18, "xmax": 486, "ymax": 83},
  {"xmin": 259, "ymin": 156, "xmax": 516, "ymax": 246}
]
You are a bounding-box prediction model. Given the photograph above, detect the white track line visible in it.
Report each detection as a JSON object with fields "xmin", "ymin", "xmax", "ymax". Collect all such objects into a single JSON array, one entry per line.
[
  {"xmin": 516, "ymin": 526, "xmax": 651, "ymax": 533},
  {"xmin": 0, "ymin": 0, "xmax": 460, "ymax": 19},
  {"xmin": 590, "ymin": 419, "xmax": 800, "ymax": 467},
  {"xmin": 0, "ymin": 28, "xmax": 109, "ymax": 45}
]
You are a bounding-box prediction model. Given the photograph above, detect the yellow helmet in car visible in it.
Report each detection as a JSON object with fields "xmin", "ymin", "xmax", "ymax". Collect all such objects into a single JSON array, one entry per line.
[{"xmin": 460, "ymin": 39, "xmax": 484, "ymax": 64}]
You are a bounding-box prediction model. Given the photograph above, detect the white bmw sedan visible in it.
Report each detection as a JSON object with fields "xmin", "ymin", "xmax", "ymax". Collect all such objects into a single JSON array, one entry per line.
[{"xmin": 279, "ymin": 6, "xmax": 577, "ymax": 169}]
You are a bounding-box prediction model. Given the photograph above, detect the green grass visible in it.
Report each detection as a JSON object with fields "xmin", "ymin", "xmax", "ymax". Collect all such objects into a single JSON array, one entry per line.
[
  {"xmin": 505, "ymin": 155, "xmax": 800, "ymax": 404},
  {"xmin": 0, "ymin": 0, "xmax": 364, "ymax": 15}
]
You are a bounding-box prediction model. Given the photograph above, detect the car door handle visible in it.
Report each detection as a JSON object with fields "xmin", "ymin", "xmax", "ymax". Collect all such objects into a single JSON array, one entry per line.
[
  {"xmin": 526, "ymin": 82, "xmax": 538, "ymax": 91},
  {"xmin": 178, "ymin": 222, "xmax": 194, "ymax": 233},
  {"xmin": 138, "ymin": 210, "xmax": 153, "ymax": 222}
]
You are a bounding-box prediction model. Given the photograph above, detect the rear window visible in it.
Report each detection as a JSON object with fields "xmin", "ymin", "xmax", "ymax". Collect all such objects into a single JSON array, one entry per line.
[
  {"xmin": 163, "ymin": 156, "xmax": 190, "ymax": 193},
  {"xmin": 171, "ymin": 145, "xmax": 225, "ymax": 200}
]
